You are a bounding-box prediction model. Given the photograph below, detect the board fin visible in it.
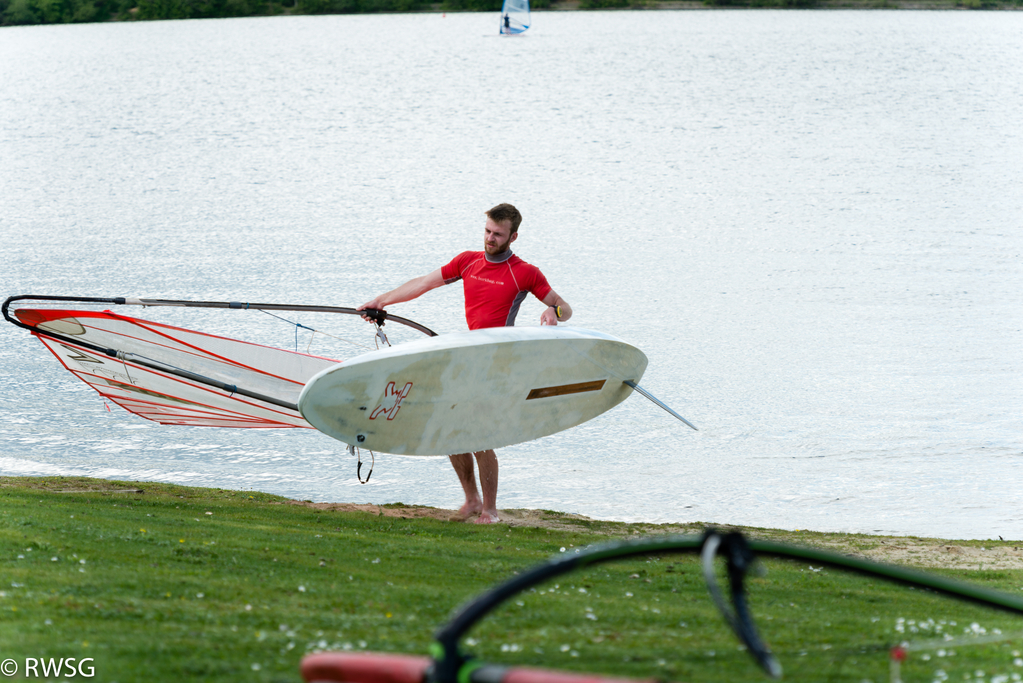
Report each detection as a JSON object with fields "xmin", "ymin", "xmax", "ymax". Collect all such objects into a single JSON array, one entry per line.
[{"xmin": 624, "ymin": 380, "xmax": 698, "ymax": 430}]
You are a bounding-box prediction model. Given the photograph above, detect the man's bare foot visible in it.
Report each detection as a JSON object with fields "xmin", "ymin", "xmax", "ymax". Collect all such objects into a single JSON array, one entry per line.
[
  {"xmin": 474, "ymin": 510, "xmax": 500, "ymax": 524},
  {"xmin": 455, "ymin": 500, "xmax": 483, "ymax": 520}
]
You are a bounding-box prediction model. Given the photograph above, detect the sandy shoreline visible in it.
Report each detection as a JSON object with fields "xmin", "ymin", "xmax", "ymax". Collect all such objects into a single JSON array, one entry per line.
[{"xmin": 290, "ymin": 500, "xmax": 1023, "ymax": 571}]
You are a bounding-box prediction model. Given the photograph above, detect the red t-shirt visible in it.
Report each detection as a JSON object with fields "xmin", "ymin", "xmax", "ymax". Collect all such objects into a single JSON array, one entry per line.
[{"xmin": 441, "ymin": 251, "xmax": 553, "ymax": 330}]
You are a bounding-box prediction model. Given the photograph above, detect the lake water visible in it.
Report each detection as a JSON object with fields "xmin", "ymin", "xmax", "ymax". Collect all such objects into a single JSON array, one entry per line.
[{"xmin": 1, "ymin": 11, "xmax": 1020, "ymax": 540}]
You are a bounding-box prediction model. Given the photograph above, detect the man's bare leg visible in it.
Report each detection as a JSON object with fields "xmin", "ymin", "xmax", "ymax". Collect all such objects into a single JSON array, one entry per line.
[
  {"xmin": 472, "ymin": 449, "xmax": 499, "ymax": 524},
  {"xmin": 449, "ymin": 452, "xmax": 483, "ymax": 519}
]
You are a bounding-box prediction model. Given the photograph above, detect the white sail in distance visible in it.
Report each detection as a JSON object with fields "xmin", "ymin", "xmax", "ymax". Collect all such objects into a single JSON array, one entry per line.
[{"xmin": 500, "ymin": 0, "xmax": 529, "ymax": 34}]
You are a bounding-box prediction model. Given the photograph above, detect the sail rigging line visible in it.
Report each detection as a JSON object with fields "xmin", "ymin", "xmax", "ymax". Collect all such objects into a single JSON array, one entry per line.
[
  {"xmin": 105, "ymin": 309, "xmax": 312, "ymax": 385},
  {"xmin": 374, "ymin": 322, "xmax": 390, "ymax": 349},
  {"xmin": 256, "ymin": 309, "xmax": 376, "ymax": 354}
]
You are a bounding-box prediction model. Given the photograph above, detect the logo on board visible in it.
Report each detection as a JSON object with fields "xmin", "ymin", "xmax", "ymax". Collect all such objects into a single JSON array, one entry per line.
[{"xmin": 370, "ymin": 382, "xmax": 412, "ymax": 420}]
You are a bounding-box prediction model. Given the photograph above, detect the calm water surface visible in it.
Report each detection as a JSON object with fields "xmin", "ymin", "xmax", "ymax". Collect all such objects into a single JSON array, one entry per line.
[{"xmin": 1, "ymin": 11, "xmax": 1021, "ymax": 539}]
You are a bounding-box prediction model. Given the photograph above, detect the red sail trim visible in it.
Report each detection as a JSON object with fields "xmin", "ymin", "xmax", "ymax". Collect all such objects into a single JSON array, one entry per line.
[
  {"xmin": 19, "ymin": 308, "xmax": 338, "ymax": 382},
  {"xmin": 108, "ymin": 398, "xmax": 305, "ymax": 427},
  {"xmin": 93, "ymin": 373, "xmax": 309, "ymax": 428},
  {"xmin": 100, "ymin": 311, "xmax": 334, "ymax": 384},
  {"xmin": 30, "ymin": 317, "xmax": 326, "ymax": 428},
  {"xmin": 37, "ymin": 335, "xmax": 311, "ymax": 428}
]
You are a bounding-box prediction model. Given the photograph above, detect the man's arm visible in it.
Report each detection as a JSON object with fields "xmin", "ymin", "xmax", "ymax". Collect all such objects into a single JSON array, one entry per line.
[
  {"xmin": 539, "ymin": 290, "xmax": 572, "ymax": 326},
  {"xmin": 358, "ymin": 269, "xmax": 445, "ymax": 319}
]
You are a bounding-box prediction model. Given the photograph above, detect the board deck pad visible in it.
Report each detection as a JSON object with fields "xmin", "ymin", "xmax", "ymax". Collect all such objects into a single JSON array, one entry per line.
[{"xmin": 298, "ymin": 326, "xmax": 648, "ymax": 455}]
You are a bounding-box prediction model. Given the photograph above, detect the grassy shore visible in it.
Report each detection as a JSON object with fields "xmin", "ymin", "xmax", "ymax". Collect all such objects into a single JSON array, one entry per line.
[{"xmin": 1, "ymin": 476, "xmax": 1022, "ymax": 682}]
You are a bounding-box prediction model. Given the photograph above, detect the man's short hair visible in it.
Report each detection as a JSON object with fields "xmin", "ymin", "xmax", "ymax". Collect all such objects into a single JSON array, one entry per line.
[{"xmin": 486, "ymin": 203, "xmax": 522, "ymax": 234}]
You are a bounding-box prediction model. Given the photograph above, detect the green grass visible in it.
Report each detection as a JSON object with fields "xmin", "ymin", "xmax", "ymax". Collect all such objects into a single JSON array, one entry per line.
[{"xmin": 1, "ymin": 476, "xmax": 1022, "ymax": 682}]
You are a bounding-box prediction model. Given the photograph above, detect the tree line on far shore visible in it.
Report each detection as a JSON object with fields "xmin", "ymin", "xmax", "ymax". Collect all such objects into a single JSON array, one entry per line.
[
  {"xmin": 0, "ymin": 0, "xmax": 528, "ymax": 24},
  {"xmin": 1, "ymin": 0, "xmax": 1016, "ymax": 29}
]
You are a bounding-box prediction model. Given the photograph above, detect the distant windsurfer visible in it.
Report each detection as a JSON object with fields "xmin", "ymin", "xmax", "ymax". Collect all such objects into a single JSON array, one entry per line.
[
  {"xmin": 358, "ymin": 203, "xmax": 572, "ymax": 524},
  {"xmin": 502, "ymin": 14, "xmax": 510, "ymax": 32}
]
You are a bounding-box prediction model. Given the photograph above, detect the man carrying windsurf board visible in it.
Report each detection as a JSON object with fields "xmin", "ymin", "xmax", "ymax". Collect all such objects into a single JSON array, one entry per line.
[{"xmin": 358, "ymin": 203, "xmax": 572, "ymax": 524}]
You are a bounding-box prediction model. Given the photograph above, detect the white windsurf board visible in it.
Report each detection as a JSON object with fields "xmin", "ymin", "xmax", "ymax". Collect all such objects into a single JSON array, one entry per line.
[{"xmin": 298, "ymin": 326, "xmax": 648, "ymax": 455}]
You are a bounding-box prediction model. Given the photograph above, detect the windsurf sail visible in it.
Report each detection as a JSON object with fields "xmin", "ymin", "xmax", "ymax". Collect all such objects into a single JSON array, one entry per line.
[
  {"xmin": 3, "ymin": 295, "xmax": 435, "ymax": 430},
  {"xmin": 499, "ymin": 0, "xmax": 529, "ymax": 35}
]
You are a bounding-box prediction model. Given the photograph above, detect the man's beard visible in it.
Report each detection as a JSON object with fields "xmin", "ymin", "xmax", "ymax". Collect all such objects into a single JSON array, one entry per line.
[{"xmin": 485, "ymin": 237, "xmax": 512, "ymax": 255}]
